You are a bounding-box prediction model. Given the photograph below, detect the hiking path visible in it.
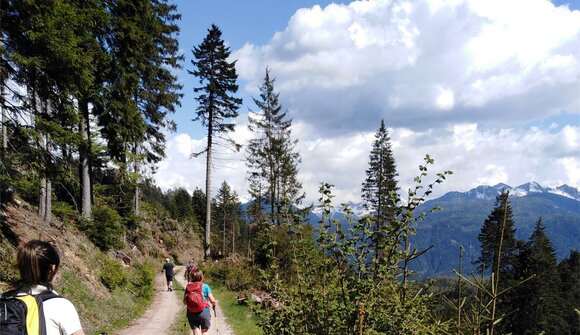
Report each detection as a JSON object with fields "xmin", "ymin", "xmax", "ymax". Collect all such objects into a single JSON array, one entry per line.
[{"xmin": 115, "ymin": 265, "xmax": 233, "ymax": 335}]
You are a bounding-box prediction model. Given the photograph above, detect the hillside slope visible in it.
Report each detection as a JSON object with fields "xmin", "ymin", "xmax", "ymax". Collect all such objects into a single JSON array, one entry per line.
[{"xmin": 0, "ymin": 198, "xmax": 202, "ymax": 333}]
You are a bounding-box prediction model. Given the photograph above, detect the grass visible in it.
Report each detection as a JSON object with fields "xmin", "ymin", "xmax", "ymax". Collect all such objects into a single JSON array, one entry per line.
[
  {"xmin": 212, "ymin": 285, "xmax": 262, "ymax": 335},
  {"xmin": 169, "ymin": 281, "xmax": 262, "ymax": 335}
]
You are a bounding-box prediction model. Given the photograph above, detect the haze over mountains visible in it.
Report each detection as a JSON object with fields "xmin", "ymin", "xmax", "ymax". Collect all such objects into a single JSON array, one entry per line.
[{"xmin": 307, "ymin": 182, "xmax": 580, "ymax": 277}]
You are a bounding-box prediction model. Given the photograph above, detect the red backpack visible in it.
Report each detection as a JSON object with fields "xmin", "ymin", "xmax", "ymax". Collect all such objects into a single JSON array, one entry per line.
[{"xmin": 183, "ymin": 282, "xmax": 207, "ymax": 313}]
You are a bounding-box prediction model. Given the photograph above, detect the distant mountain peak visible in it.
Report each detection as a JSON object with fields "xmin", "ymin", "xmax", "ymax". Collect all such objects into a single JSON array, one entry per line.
[{"xmin": 438, "ymin": 182, "xmax": 580, "ymax": 202}]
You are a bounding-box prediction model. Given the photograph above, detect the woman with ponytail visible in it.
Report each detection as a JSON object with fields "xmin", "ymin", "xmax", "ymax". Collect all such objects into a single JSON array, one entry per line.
[{"xmin": 15, "ymin": 240, "xmax": 85, "ymax": 335}]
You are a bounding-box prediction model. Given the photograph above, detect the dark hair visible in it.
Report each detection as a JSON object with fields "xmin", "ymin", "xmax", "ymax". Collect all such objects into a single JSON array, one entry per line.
[
  {"xmin": 17, "ymin": 240, "xmax": 60, "ymax": 287},
  {"xmin": 188, "ymin": 269, "xmax": 203, "ymax": 282}
]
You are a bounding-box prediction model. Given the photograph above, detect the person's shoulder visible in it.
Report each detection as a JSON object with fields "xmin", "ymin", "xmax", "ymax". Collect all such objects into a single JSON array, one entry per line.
[{"xmin": 44, "ymin": 295, "xmax": 76, "ymax": 310}]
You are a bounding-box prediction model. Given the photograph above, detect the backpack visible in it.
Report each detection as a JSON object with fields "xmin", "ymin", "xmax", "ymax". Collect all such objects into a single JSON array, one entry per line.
[
  {"xmin": 183, "ymin": 282, "xmax": 207, "ymax": 313},
  {"xmin": 0, "ymin": 287, "xmax": 60, "ymax": 335}
]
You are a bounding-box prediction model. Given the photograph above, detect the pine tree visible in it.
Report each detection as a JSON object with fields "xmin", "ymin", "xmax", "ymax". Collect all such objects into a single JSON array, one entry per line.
[
  {"xmin": 361, "ymin": 119, "xmax": 399, "ymax": 264},
  {"xmin": 101, "ymin": 0, "xmax": 182, "ymax": 218},
  {"xmin": 246, "ymin": 68, "xmax": 302, "ymax": 226},
  {"xmin": 361, "ymin": 119, "xmax": 399, "ymax": 226},
  {"xmin": 507, "ymin": 218, "xmax": 570, "ymax": 335},
  {"xmin": 476, "ymin": 191, "xmax": 519, "ymax": 334},
  {"xmin": 191, "ymin": 187, "xmax": 206, "ymax": 229},
  {"xmin": 559, "ymin": 250, "xmax": 580, "ymax": 335},
  {"xmin": 167, "ymin": 188, "xmax": 194, "ymax": 221},
  {"xmin": 212, "ymin": 181, "xmax": 242, "ymax": 257},
  {"xmin": 476, "ymin": 191, "xmax": 518, "ymax": 273},
  {"xmin": 190, "ymin": 24, "xmax": 242, "ymax": 260}
]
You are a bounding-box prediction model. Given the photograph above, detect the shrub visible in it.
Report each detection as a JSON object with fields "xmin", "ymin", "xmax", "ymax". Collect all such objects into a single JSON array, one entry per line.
[
  {"xmin": 0, "ymin": 238, "xmax": 18, "ymax": 284},
  {"xmin": 130, "ymin": 260, "xmax": 155, "ymax": 300},
  {"xmin": 203, "ymin": 255, "xmax": 257, "ymax": 291},
  {"xmin": 52, "ymin": 201, "xmax": 78, "ymax": 224},
  {"xmin": 82, "ymin": 205, "xmax": 124, "ymax": 251},
  {"xmin": 100, "ymin": 258, "xmax": 128, "ymax": 291}
]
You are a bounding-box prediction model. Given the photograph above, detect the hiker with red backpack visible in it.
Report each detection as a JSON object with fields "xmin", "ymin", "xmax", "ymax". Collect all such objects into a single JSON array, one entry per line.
[
  {"xmin": 183, "ymin": 269, "xmax": 216, "ymax": 335},
  {"xmin": 184, "ymin": 259, "xmax": 196, "ymax": 280}
]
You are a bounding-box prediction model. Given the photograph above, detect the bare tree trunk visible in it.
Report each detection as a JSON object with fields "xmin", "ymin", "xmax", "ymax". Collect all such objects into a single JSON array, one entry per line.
[
  {"xmin": 33, "ymin": 92, "xmax": 46, "ymax": 217},
  {"xmin": 222, "ymin": 203, "xmax": 226, "ymax": 256},
  {"xmin": 232, "ymin": 218, "xmax": 235, "ymax": 254},
  {"xmin": 39, "ymin": 174, "xmax": 46, "ymax": 216},
  {"xmin": 45, "ymin": 174, "xmax": 51, "ymax": 225},
  {"xmin": 133, "ymin": 143, "xmax": 141, "ymax": 216},
  {"xmin": 204, "ymin": 134, "xmax": 212, "ymax": 260},
  {"xmin": 0, "ymin": 78, "xmax": 5, "ymax": 209},
  {"xmin": 1, "ymin": 82, "xmax": 6, "ymax": 150},
  {"xmin": 79, "ymin": 98, "xmax": 91, "ymax": 219}
]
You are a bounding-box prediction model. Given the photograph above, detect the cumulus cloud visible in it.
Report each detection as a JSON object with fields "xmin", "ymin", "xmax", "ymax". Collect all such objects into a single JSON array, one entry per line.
[
  {"xmin": 233, "ymin": 0, "xmax": 580, "ymax": 135},
  {"xmin": 155, "ymin": 0, "xmax": 580, "ymax": 205},
  {"xmin": 155, "ymin": 123, "xmax": 580, "ymax": 204}
]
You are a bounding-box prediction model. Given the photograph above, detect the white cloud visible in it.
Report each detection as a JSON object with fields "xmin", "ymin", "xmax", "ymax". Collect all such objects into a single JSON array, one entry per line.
[
  {"xmin": 233, "ymin": 0, "xmax": 580, "ymax": 133},
  {"xmin": 156, "ymin": 0, "xmax": 580, "ymax": 206},
  {"xmin": 155, "ymin": 124, "xmax": 580, "ymax": 204},
  {"xmin": 435, "ymin": 86, "xmax": 455, "ymax": 110}
]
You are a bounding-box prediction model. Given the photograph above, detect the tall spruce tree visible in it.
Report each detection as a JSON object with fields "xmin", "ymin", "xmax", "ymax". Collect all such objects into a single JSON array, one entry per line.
[
  {"xmin": 190, "ymin": 24, "xmax": 242, "ymax": 259},
  {"xmin": 361, "ymin": 119, "xmax": 399, "ymax": 263},
  {"xmin": 102, "ymin": 0, "xmax": 182, "ymax": 218},
  {"xmin": 246, "ymin": 68, "xmax": 302, "ymax": 226},
  {"xmin": 361, "ymin": 119, "xmax": 399, "ymax": 225},
  {"xmin": 476, "ymin": 191, "xmax": 518, "ymax": 273},
  {"xmin": 476, "ymin": 191, "xmax": 519, "ymax": 334}
]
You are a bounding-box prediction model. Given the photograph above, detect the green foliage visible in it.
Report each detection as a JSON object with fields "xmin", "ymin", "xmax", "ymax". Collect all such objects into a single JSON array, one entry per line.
[
  {"xmin": 246, "ymin": 68, "xmax": 303, "ymax": 227},
  {"xmin": 166, "ymin": 187, "xmax": 194, "ymax": 221},
  {"xmin": 559, "ymin": 251, "xmax": 580, "ymax": 335},
  {"xmin": 203, "ymin": 255, "xmax": 257, "ymax": 291},
  {"xmin": 52, "ymin": 200, "xmax": 78, "ymax": 224},
  {"xmin": 211, "ymin": 181, "xmax": 245, "ymax": 257},
  {"xmin": 476, "ymin": 191, "xmax": 518, "ymax": 274},
  {"xmin": 100, "ymin": 258, "xmax": 129, "ymax": 291},
  {"xmin": 505, "ymin": 218, "xmax": 570, "ymax": 335},
  {"xmin": 362, "ymin": 119, "xmax": 399, "ymax": 226},
  {"xmin": 130, "ymin": 261, "xmax": 156, "ymax": 300},
  {"xmin": 0, "ymin": 238, "xmax": 18, "ymax": 284},
  {"xmin": 82, "ymin": 205, "xmax": 124, "ymax": 251},
  {"xmin": 256, "ymin": 157, "xmax": 452, "ymax": 335}
]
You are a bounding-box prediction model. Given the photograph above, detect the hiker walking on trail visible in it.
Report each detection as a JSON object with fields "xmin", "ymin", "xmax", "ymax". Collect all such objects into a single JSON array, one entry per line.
[
  {"xmin": 161, "ymin": 258, "xmax": 175, "ymax": 291},
  {"xmin": 0, "ymin": 240, "xmax": 85, "ymax": 335},
  {"xmin": 185, "ymin": 259, "xmax": 196, "ymax": 279},
  {"xmin": 184, "ymin": 269, "xmax": 217, "ymax": 335}
]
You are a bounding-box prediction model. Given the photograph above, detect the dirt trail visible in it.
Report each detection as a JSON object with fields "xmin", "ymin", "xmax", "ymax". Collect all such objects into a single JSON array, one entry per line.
[{"xmin": 115, "ymin": 266, "xmax": 233, "ymax": 335}]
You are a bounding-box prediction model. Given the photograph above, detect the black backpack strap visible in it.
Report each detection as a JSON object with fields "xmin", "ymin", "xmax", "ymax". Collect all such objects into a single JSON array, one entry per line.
[{"xmin": 35, "ymin": 290, "xmax": 61, "ymax": 335}]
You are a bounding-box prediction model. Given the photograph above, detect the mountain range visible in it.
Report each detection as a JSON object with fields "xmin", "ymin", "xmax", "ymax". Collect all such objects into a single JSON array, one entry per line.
[{"xmin": 307, "ymin": 182, "xmax": 580, "ymax": 277}]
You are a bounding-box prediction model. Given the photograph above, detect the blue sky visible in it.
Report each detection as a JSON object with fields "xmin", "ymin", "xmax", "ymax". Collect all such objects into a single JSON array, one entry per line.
[{"xmin": 156, "ymin": 0, "xmax": 580, "ymax": 205}]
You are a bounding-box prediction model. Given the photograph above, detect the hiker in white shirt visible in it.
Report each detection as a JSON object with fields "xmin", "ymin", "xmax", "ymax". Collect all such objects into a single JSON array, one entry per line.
[{"xmin": 17, "ymin": 240, "xmax": 85, "ymax": 335}]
